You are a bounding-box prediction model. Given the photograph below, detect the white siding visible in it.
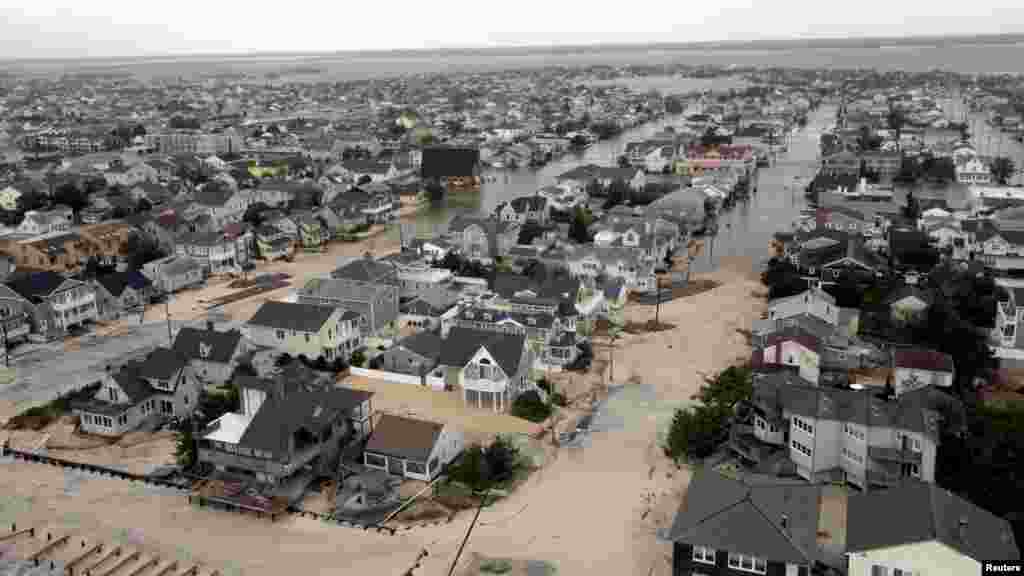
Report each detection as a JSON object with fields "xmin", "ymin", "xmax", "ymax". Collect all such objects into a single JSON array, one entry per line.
[{"xmin": 848, "ymin": 540, "xmax": 979, "ymax": 576}]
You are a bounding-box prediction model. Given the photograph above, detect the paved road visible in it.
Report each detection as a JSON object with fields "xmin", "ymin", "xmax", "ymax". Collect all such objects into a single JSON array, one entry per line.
[{"xmin": 0, "ymin": 314, "xmax": 241, "ymax": 415}]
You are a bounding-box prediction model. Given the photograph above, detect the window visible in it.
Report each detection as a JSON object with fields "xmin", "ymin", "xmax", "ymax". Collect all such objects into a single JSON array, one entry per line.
[
  {"xmin": 304, "ymin": 333, "xmax": 310, "ymax": 343},
  {"xmin": 108, "ymin": 387, "xmax": 117, "ymax": 402},
  {"xmin": 276, "ymin": 330, "xmax": 285, "ymax": 340},
  {"xmin": 727, "ymin": 553, "xmax": 766, "ymax": 574},
  {"xmin": 793, "ymin": 416, "xmax": 814, "ymax": 436},
  {"xmin": 901, "ymin": 462, "xmax": 920, "ymax": 478},
  {"xmin": 365, "ymin": 453, "xmax": 386, "ymax": 468},
  {"xmin": 893, "ymin": 569, "xmax": 916, "ymax": 576},
  {"xmin": 842, "ymin": 447, "xmax": 864, "ymax": 465},
  {"xmin": 692, "ymin": 546, "xmax": 716, "ymax": 564},
  {"xmin": 871, "ymin": 566, "xmax": 889, "ymax": 576},
  {"xmin": 791, "ymin": 439, "xmax": 812, "ymax": 458},
  {"xmin": 844, "ymin": 423, "xmax": 865, "ymax": 442},
  {"xmin": 405, "ymin": 461, "xmax": 426, "ymax": 475}
]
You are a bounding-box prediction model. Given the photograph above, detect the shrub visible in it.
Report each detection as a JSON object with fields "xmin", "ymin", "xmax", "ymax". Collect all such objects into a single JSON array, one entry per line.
[
  {"xmin": 484, "ymin": 435, "xmax": 521, "ymax": 484},
  {"xmin": 447, "ymin": 436, "xmax": 523, "ymax": 491},
  {"xmin": 510, "ymin": 391, "xmax": 552, "ymax": 423},
  {"xmin": 663, "ymin": 403, "xmax": 731, "ymax": 462},
  {"xmin": 550, "ymin": 392, "xmax": 568, "ymax": 407},
  {"xmin": 480, "ymin": 559, "xmax": 513, "ymax": 574},
  {"xmin": 536, "ymin": 378, "xmax": 551, "ymax": 393},
  {"xmin": 350, "ymin": 350, "xmax": 366, "ymax": 368}
]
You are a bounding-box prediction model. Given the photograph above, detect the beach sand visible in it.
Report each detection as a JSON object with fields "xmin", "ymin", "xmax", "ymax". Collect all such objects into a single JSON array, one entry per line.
[{"xmin": 0, "ymin": 263, "xmax": 764, "ymax": 575}]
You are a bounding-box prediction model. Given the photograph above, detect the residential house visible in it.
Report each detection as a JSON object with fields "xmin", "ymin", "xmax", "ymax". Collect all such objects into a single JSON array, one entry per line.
[
  {"xmin": 666, "ymin": 469, "xmax": 838, "ymax": 576},
  {"xmin": 377, "ymin": 330, "xmax": 444, "ymax": 379},
  {"xmin": 0, "ymin": 231, "xmax": 89, "ymax": 275},
  {"xmin": 92, "ymin": 270, "xmax": 154, "ymax": 320},
  {"xmin": 561, "ymin": 244, "xmax": 658, "ymax": 294},
  {"xmin": 0, "ymin": 285, "xmax": 35, "ymax": 345},
  {"xmin": 399, "ymin": 297, "xmax": 453, "ymax": 332},
  {"xmin": 750, "ymin": 325, "xmax": 823, "ymax": 385},
  {"xmin": 255, "ymin": 225, "xmax": 294, "ymax": 261},
  {"xmin": 293, "ymin": 212, "xmax": 324, "ymax": 251},
  {"xmin": 222, "ymin": 222, "xmax": 254, "ymax": 268},
  {"xmin": 79, "ymin": 222, "xmax": 134, "ymax": 268},
  {"xmin": 103, "ymin": 162, "xmax": 158, "ymax": 188},
  {"xmin": 129, "ymin": 182, "xmax": 174, "ymax": 207},
  {"xmin": 885, "ymin": 285, "xmax": 932, "ymax": 325},
  {"xmin": 378, "ymin": 251, "xmax": 455, "ymax": 301},
  {"xmin": 298, "ymin": 278, "xmax": 398, "ymax": 338},
  {"xmin": 244, "ymin": 301, "xmax": 363, "ymax": 362},
  {"xmin": 445, "ymin": 305, "xmax": 577, "ymax": 366},
  {"xmin": 172, "ymin": 323, "xmax": 249, "ymax": 384},
  {"xmin": 337, "ymin": 159, "xmax": 398, "ymax": 183},
  {"xmin": 6, "ymin": 271, "xmax": 97, "ymax": 336},
  {"xmin": 338, "ymin": 184, "xmax": 396, "ymax": 224},
  {"xmin": 74, "ymin": 348, "xmax": 201, "ymax": 437},
  {"xmin": 846, "ymin": 483, "xmax": 1019, "ymax": 576},
  {"xmin": 767, "ymin": 283, "xmax": 840, "ymax": 326},
  {"xmin": 974, "ymin": 224, "xmax": 1024, "ymax": 273},
  {"xmin": 140, "ymin": 255, "xmax": 206, "ymax": 294},
  {"xmin": 437, "ymin": 327, "xmax": 532, "ymax": 412},
  {"xmin": 191, "ymin": 184, "xmax": 250, "ymax": 229},
  {"xmin": 992, "ymin": 286, "xmax": 1024, "ymax": 355},
  {"xmin": 175, "ymin": 231, "xmax": 239, "ymax": 274},
  {"xmin": 363, "ymin": 415, "xmax": 464, "ymax": 481},
  {"xmin": 956, "ymin": 156, "xmax": 991, "ymax": 185},
  {"xmin": 494, "ymin": 196, "xmax": 550, "ymax": 225},
  {"xmin": 197, "ymin": 374, "xmax": 373, "ymax": 486},
  {"xmin": 891, "ymin": 349, "xmax": 954, "ymax": 395},
  {"xmin": 730, "ymin": 372, "xmax": 964, "ymax": 489},
  {"xmin": 16, "ymin": 208, "xmax": 73, "ymax": 236}
]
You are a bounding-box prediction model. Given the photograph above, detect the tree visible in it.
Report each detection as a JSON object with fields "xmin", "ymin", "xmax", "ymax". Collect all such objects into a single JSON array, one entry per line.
[
  {"xmin": 510, "ymin": 390, "xmax": 552, "ymax": 423},
  {"xmin": 663, "ymin": 403, "xmax": 730, "ymax": 462},
  {"xmin": 886, "ymin": 106, "xmax": 906, "ymax": 143},
  {"xmin": 617, "ymin": 155, "xmax": 630, "ymax": 168},
  {"xmin": 903, "ymin": 189, "xmax": 921, "ymax": 221},
  {"xmin": 603, "ymin": 179, "xmax": 631, "ymax": 209},
  {"xmin": 124, "ymin": 232, "xmax": 166, "ymax": 270},
  {"xmin": 693, "ymin": 365, "xmax": 753, "ymax": 411},
  {"xmin": 243, "ymin": 202, "xmax": 270, "ymax": 226},
  {"xmin": 990, "ymin": 156, "xmax": 1016, "ymax": 185},
  {"xmin": 53, "ymin": 182, "xmax": 90, "ymax": 215},
  {"xmin": 350, "ymin": 349, "xmax": 366, "ymax": 368},
  {"xmin": 760, "ymin": 257, "xmax": 806, "ymax": 299},
  {"xmin": 357, "ymin": 175, "xmax": 373, "ymax": 186},
  {"xmin": 568, "ymin": 206, "xmax": 593, "ymax": 244},
  {"xmin": 174, "ymin": 419, "xmax": 197, "ymax": 469},
  {"xmin": 483, "ymin": 435, "xmax": 521, "ymax": 484},
  {"xmin": 517, "ymin": 221, "xmax": 546, "ymax": 245},
  {"xmin": 448, "ymin": 445, "xmax": 492, "ymax": 491}
]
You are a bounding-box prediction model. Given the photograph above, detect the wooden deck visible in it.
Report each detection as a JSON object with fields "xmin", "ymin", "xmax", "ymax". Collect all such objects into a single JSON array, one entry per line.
[{"xmin": 193, "ymin": 479, "xmax": 290, "ymax": 515}]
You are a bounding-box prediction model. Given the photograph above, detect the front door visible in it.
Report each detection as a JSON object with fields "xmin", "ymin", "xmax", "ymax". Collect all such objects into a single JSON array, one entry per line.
[{"xmin": 388, "ymin": 457, "xmax": 404, "ymax": 476}]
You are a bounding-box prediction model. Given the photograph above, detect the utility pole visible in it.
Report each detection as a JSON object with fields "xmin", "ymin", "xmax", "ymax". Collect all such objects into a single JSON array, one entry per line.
[
  {"xmin": 1, "ymin": 318, "xmax": 9, "ymax": 368},
  {"xmin": 165, "ymin": 297, "xmax": 173, "ymax": 345}
]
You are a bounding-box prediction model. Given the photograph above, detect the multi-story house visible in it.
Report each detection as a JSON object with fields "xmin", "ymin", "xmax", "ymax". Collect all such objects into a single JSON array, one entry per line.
[
  {"xmin": 591, "ymin": 219, "xmax": 676, "ymax": 262},
  {"xmin": 666, "ymin": 469, "xmax": 840, "ymax": 576},
  {"xmin": 191, "ymin": 185, "xmax": 251, "ymax": 229},
  {"xmin": 73, "ymin": 348, "xmax": 201, "ymax": 437},
  {"xmin": 297, "ymin": 277, "xmax": 398, "ymax": 338},
  {"xmin": 16, "ymin": 208, "xmax": 73, "ymax": 236},
  {"xmin": 973, "ymin": 224, "xmax": 1024, "ymax": 272},
  {"xmin": 437, "ymin": 327, "xmax": 533, "ymax": 413},
  {"xmin": 750, "ymin": 326, "xmax": 823, "ymax": 385},
  {"xmin": 244, "ymin": 301, "xmax": 363, "ymax": 362},
  {"xmin": 445, "ymin": 305, "xmax": 578, "ymax": 366},
  {"xmin": 140, "ymin": 255, "xmax": 206, "ymax": 294},
  {"xmin": 6, "ymin": 271, "xmax": 97, "ymax": 336},
  {"xmin": 767, "ymin": 285, "xmax": 839, "ymax": 326},
  {"xmin": 336, "ymin": 159, "xmax": 398, "ymax": 183},
  {"xmin": 172, "ymin": 323, "xmax": 249, "ymax": 385},
  {"xmin": 0, "ymin": 285, "xmax": 34, "ymax": 345},
  {"xmin": 494, "ymin": 195, "xmax": 550, "ymax": 225},
  {"xmin": 956, "ymin": 156, "xmax": 992, "ymax": 185},
  {"xmin": 378, "ymin": 251, "xmax": 456, "ymax": 301},
  {"xmin": 445, "ymin": 215, "xmax": 520, "ymax": 264},
  {"xmin": 103, "ymin": 162, "xmax": 159, "ymax": 188},
  {"xmin": 254, "ymin": 225, "xmax": 294, "ymax": 261},
  {"xmin": 730, "ymin": 372, "xmax": 965, "ymax": 490},
  {"xmin": 175, "ymin": 231, "xmax": 239, "ymax": 274},
  {"xmin": 338, "ymin": 184, "xmax": 396, "ymax": 224},
  {"xmin": 92, "ymin": 270, "xmax": 154, "ymax": 321},
  {"xmin": 197, "ymin": 373, "xmax": 373, "ymax": 486},
  {"xmin": 79, "ymin": 222, "xmax": 135, "ymax": 269},
  {"xmin": 561, "ymin": 244, "xmax": 658, "ymax": 294},
  {"xmin": 846, "ymin": 483, "xmax": 1019, "ymax": 576}
]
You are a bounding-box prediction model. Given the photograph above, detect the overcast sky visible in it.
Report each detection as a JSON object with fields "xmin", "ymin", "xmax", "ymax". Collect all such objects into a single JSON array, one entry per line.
[{"xmin": 1, "ymin": 0, "xmax": 1023, "ymax": 59}]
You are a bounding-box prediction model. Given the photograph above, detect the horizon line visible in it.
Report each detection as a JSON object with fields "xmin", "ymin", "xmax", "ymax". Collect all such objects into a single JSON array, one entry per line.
[{"xmin": 3, "ymin": 31, "xmax": 1024, "ymax": 65}]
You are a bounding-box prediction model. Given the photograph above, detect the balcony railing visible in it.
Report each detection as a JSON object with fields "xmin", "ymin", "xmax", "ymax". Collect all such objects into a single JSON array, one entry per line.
[{"xmin": 867, "ymin": 446, "xmax": 923, "ymax": 464}]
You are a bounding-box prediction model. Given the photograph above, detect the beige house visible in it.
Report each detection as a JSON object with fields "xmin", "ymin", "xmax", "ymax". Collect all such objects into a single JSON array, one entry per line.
[
  {"xmin": 363, "ymin": 415, "xmax": 465, "ymax": 481},
  {"xmin": 437, "ymin": 327, "xmax": 532, "ymax": 413},
  {"xmin": 846, "ymin": 483, "xmax": 1019, "ymax": 576},
  {"xmin": 244, "ymin": 301, "xmax": 363, "ymax": 362}
]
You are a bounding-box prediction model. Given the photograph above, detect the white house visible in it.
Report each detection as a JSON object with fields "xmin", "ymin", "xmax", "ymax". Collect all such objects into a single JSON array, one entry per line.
[
  {"xmin": 766, "ymin": 284, "xmax": 839, "ymax": 326},
  {"xmin": 846, "ymin": 483, "xmax": 1019, "ymax": 576},
  {"xmin": 438, "ymin": 327, "xmax": 532, "ymax": 413},
  {"xmin": 891, "ymin": 349, "xmax": 955, "ymax": 395},
  {"xmin": 363, "ymin": 415, "xmax": 465, "ymax": 481},
  {"xmin": 956, "ymin": 156, "xmax": 991, "ymax": 185}
]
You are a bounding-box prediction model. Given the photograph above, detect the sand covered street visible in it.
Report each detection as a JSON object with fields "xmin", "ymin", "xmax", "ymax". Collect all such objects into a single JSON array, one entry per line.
[{"xmin": 0, "ymin": 263, "xmax": 765, "ymax": 576}]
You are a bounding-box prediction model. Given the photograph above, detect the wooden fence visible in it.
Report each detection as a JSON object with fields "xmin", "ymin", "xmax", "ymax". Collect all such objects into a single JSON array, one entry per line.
[{"xmin": 1, "ymin": 441, "xmax": 190, "ymax": 492}]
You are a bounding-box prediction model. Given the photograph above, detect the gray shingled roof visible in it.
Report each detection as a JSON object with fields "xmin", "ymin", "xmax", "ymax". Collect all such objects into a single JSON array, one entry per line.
[
  {"xmin": 331, "ymin": 257, "xmax": 397, "ymax": 283},
  {"xmin": 439, "ymin": 327, "xmax": 526, "ymax": 377},
  {"xmin": 394, "ymin": 331, "xmax": 444, "ymax": 361},
  {"xmin": 238, "ymin": 385, "xmax": 373, "ymax": 456},
  {"xmin": 247, "ymin": 301, "xmax": 337, "ymax": 333},
  {"xmin": 847, "ymin": 482, "xmax": 1020, "ymax": 561},
  {"xmin": 173, "ymin": 326, "xmax": 244, "ymax": 364},
  {"xmin": 668, "ymin": 469, "xmax": 823, "ymax": 565},
  {"xmin": 364, "ymin": 414, "xmax": 444, "ymax": 462}
]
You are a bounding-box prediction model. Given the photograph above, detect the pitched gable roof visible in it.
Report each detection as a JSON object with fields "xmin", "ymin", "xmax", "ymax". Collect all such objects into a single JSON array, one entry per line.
[
  {"xmin": 439, "ymin": 327, "xmax": 526, "ymax": 376},
  {"xmin": 364, "ymin": 414, "xmax": 444, "ymax": 462},
  {"xmin": 172, "ymin": 326, "xmax": 244, "ymax": 364},
  {"xmin": 847, "ymin": 482, "xmax": 1019, "ymax": 561},
  {"xmin": 238, "ymin": 385, "xmax": 373, "ymax": 455},
  {"xmin": 394, "ymin": 330, "xmax": 444, "ymax": 361},
  {"xmin": 246, "ymin": 301, "xmax": 337, "ymax": 333},
  {"xmin": 94, "ymin": 270, "xmax": 152, "ymax": 298},
  {"xmin": 668, "ymin": 469, "xmax": 824, "ymax": 565}
]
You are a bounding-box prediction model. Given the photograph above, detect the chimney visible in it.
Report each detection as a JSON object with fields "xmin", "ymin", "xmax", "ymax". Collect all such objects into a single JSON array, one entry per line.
[
  {"xmin": 206, "ymin": 320, "xmax": 215, "ymax": 331},
  {"xmin": 959, "ymin": 516, "xmax": 968, "ymax": 542}
]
